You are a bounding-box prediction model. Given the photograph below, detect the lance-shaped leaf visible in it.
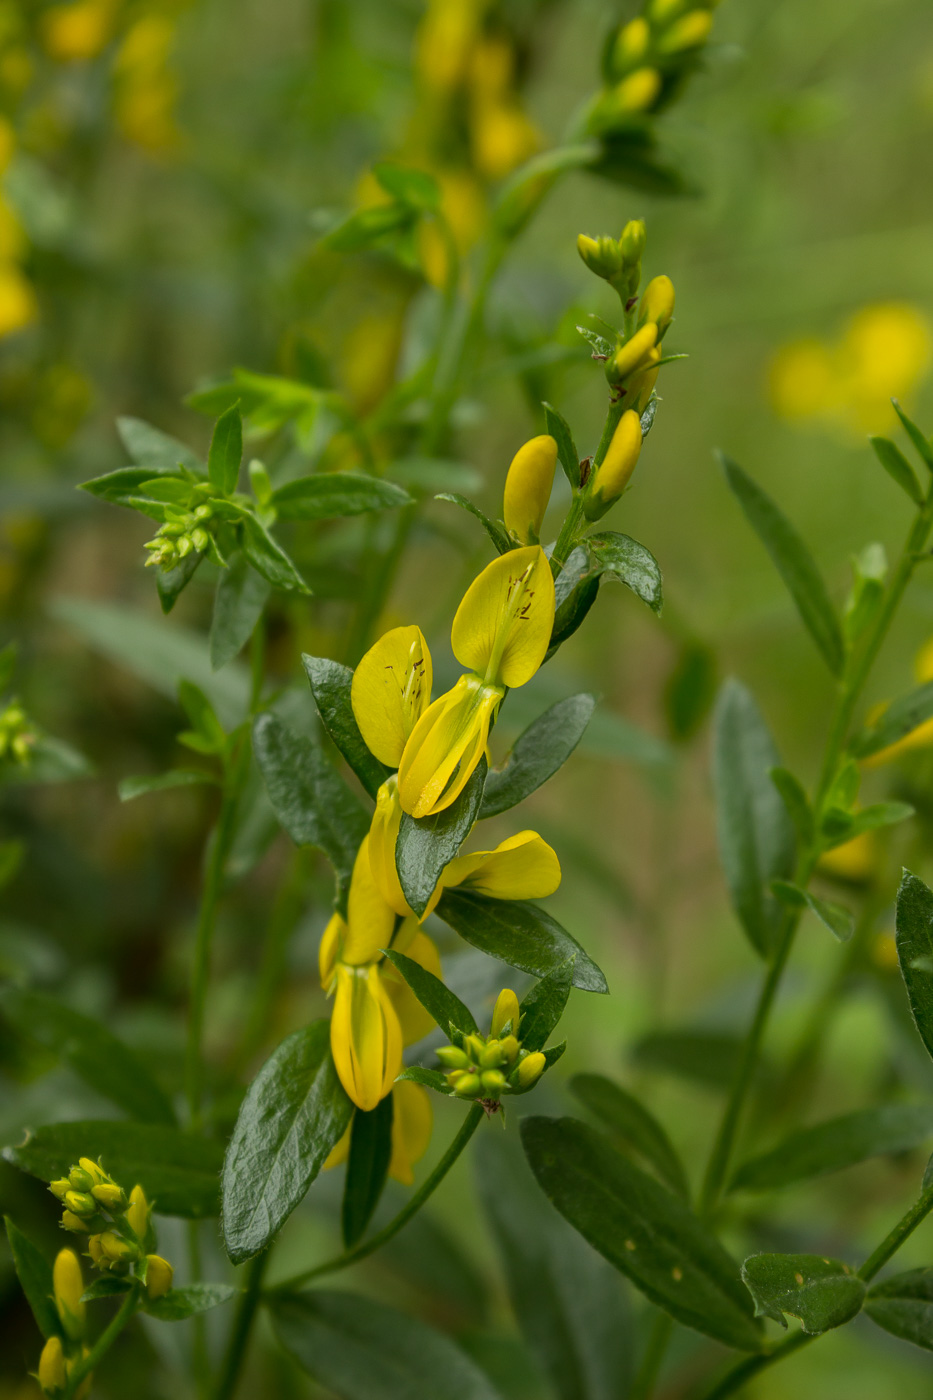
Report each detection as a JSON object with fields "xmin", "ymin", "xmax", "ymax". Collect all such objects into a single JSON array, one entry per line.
[
  {"xmin": 480, "ymin": 694, "xmax": 595, "ymax": 818},
  {"xmin": 893, "ymin": 400, "xmax": 933, "ymax": 472},
  {"xmin": 437, "ymin": 889, "xmax": 608, "ymax": 994},
  {"xmin": 435, "ymin": 493, "xmax": 515, "ymax": 554},
  {"xmin": 770, "ymin": 766, "xmax": 813, "ymax": 847},
  {"xmin": 865, "ymin": 1268, "xmax": 933, "ymax": 1350},
  {"xmin": 271, "ymin": 473, "xmax": 412, "ymax": 520},
  {"xmin": 896, "ymin": 870, "xmax": 933, "ymax": 1065},
  {"xmin": 342, "ymin": 1096, "xmax": 393, "ymax": 1248},
  {"xmin": 3, "ymin": 1121, "xmax": 223, "ymax": 1217},
  {"xmin": 157, "ymin": 550, "xmax": 203, "ymax": 614},
  {"xmin": 302, "ymin": 654, "xmax": 391, "ymax": 799},
  {"xmin": 742, "ymin": 1254, "xmax": 864, "ymax": 1333},
  {"xmin": 210, "ymin": 551, "xmax": 271, "ymax": 671},
  {"xmin": 730, "ymin": 1102, "xmax": 933, "ymax": 1192},
  {"xmin": 4, "ymin": 1218, "xmax": 59, "ymax": 1339},
  {"xmin": 145, "ymin": 1283, "xmax": 237, "ymax": 1321},
  {"xmin": 571, "ymin": 1073, "xmax": 689, "ymax": 1199},
  {"xmin": 585, "ymin": 532, "xmax": 663, "ymax": 616},
  {"xmin": 870, "ymin": 435, "xmax": 924, "ymax": 504},
  {"xmin": 721, "ymin": 454, "xmax": 844, "ymax": 675},
  {"xmin": 117, "ymin": 416, "xmax": 201, "ymax": 472},
  {"xmin": 543, "ymin": 402, "xmax": 580, "ymax": 489},
  {"xmin": 271, "ymin": 1289, "xmax": 505, "ymax": 1400},
  {"xmin": 518, "ymin": 959, "xmax": 574, "ymax": 1052},
  {"xmin": 771, "ymin": 881, "xmax": 854, "ymax": 942},
  {"xmin": 521, "ymin": 1117, "xmax": 763, "ymax": 1352},
  {"xmin": 396, "ymin": 760, "xmax": 487, "ymax": 917},
  {"xmin": 241, "ymin": 513, "xmax": 310, "ymax": 594},
  {"xmin": 713, "ymin": 679, "xmax": 795, "ymax": 958},
  {"xmin": 849, "ymin": 680, "xmax": 933, "ymax": 759},
  {"xmin": 118, "ymin": 769, "xmax": 216, "ymax": 801},
  {"xmin": 632, "ymin": 1028, "xmax": 754, "ymax": 1090},
  {"xmin": 222, "ymin": 1022, "xmax": 353, "ymax": 1264},
  {"xmin": 383, "ymin": 950, "xmax": 478, "ymax": 1039},
  {"xmin": 208, "ymin": 404, "xmax": 243, "ymax": 494},
  {"xmin": 253, "ymin": 712, "xmax": 369, "ymax": 912},
  {"xmin": 396, "ymin": 1065, "xmax": 452, "ymax": 1095},
  {"xmin": 547, "ymin": 546, "xmax": 600, "ymax": 656}
]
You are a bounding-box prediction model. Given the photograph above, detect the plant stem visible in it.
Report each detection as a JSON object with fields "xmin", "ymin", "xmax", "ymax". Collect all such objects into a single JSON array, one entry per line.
[
  {"xmin": 631, "ymin": 1312, "xmax": 673, "ymax": 1400},
  {"xmin": 62, "ymin": 1288, "xmax": 139, "ymax": 1398},
  {"xmin": 550, "ymin": 495, "xmax": 585, "ymax": 574},
  {"xmin": 859, "ymin": 1176, "xmax": 933, "ymax": 1282},
  {"xmin": 269, "ymin": 1102, "xmax": 484, "ymax": 1295},
  {"xmin": 211, "ymin": 1250, "xmax": 271, "ymax": 1400},
  {"xmin": 700, "ymin": 1329, "xmax": 814, "ymax": 1400}
]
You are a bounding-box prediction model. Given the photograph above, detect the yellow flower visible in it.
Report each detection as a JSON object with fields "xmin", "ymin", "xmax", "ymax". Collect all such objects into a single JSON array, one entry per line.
[
  {"xmin": 381, "ymin": 918, "xmax": 444, "ymax": 1044},
  {"xmin": 53, "ymin": 1249, "xmax": 85, "ymax": 1341},
  {"xmin": 586, "ymin": 410, "xmax": 643, "ymax": 517},
  {"xmin": 863, "ymin": 637, "xmax": 933, "ymax": 766},
  {"xmin": 145, "ymin": 1254, "xmax": 174, "ymax": 1300},
  {"xmin": 0, "ymin": 264, "xmax": 37, "ymax": 338},
  {"xmin": 126, "ymin": 1184, "xmax": 151, "ymax": 1245},
  {"xmin": 351, "ymin": 625, "xmax": 433, "ymax": 768},
  {"xmin": 441, "ymin": 830, "xmax": 561, "ymax": 900},
  {"xmin": 817, "ymin": 830, "xmax": 877, "ymax": 883},
  {"xmin": 324, "ymin": 1079, "xmax": 433, "ymax": 1186},
  {"xmin": 470, "ymin": 100, "xmax": 539, "ymax": 181},
  {"xmin": 613, "ymin": 68, "xmax": 662, "ymax": 115},
  {"xmin": 639, "ymin": 275, "xmax": 675, "ymax": 337},
  {"xmin": 657, "ymin": 9, "xmax": 714, "ymax": 54},
  {"xmin": 38, "ymin": 1335, "xmax": 66, "ymax": 1394},
  {"xmin": 42, "ymin": 0, "xmax": 116, "ymax": 62},
  {"xmin": 503, "ymin": 435, "xmax": 557, "ymax": 545}
]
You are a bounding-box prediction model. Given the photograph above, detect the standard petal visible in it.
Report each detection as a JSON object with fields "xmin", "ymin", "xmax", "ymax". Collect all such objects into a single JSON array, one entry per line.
[
  {"xmin": 343, "ymin": 835, "xmax": 397, "ymax": 965},
  {"xmin": 389, "ymin": 1080, "xmax": 433, "ymax": 1186},
  {"xmin": 443, "ymin": 830, "xmax": 561, "ymax": 900},
  {"xmin": 351, "ymin": 625, "xmax": 433, "ymax": 767},
  {"xmin": 397, "ymin": 673, "xmax": 501, "ymax": 819},
  {"xmin": 451, "ymin": 545, "xmax": 555, "ymax": 688},
  {"xmin": 368, "ymin": 778, "xmax": 412, "ymax": 918}
]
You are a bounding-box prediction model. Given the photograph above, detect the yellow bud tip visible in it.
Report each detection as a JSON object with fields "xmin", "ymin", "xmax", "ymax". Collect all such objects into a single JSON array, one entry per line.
[
  {"xmin": 145, "ymin": 1254, "xmax": 174, "ymax": 1300},
  {"xmin": 614, "ymin": 67, "xmax": 662, "ymax": 115},
  {"xmin": 99, "ymin": 1230, "xmax": 136, "ymax": 1262},
  {"xmin": 87, "ymin": 1234, "xmax": 104, "ymax": 1264},
  {"xmin": 491, "ymin": 987, "xmax": 521, "ymax": 1038},
  {"xmin": 64, "ymin": 1191, "xmax": 95, "ymax": 1217},
  {"xmin": 613, "ymin": 322, "xmax": 658, "ymax": 381},
  {"xmin": 620, "ymin": 218, "xmax": 647, "ymax": 261},
  {"xmin": 613, "ymin": 17, "xmax": 650, "ymax": 68},
  {"xmin": 38, "ymin": 1335, "xmax": 66, "ymax": 1394},
  {"xmin": 91, "ymin": 1183, "xmax": 126, "ymax": 1209},
  {"xmin": 503, "ymin": 434, "xmax": 557, "ymax": 544},
  {"xmin": 577, "ymin": 233, "xmax": 600, "ymax": 261},
  {"xmin": 126, "ymin": 1184, "xmax": 150, "ymax": 1243},
  {"xmin": 77, "ymin": 1158, "xmax": 106, "ymax": 1186},
  {"xmin": 517, "ymin": 1050, "xmax": 547, "ymax": 1088},
  {"xmin": 49, "ymin": 1178, "xmax": 70, "ymax": 1201},
  {"xmin": 453, "ymin": 1072, "xmax": 482, "ymax": 1098},
  {"xmin": 53, "ymin": 1249, "xmax": 86, "ymax": 1340},
  {"xmin": 499, "ymin": 1033, "xmax": 520, "ymax": 1063},
  {"xmin": 589, "ymin": 410, "xmax": 644, "ymax": 513},
  {"xmin": 657, "ymin": 9, "xmax": 713, "ymax": 54},
  {"xmin": 639, "ymin": 275, "xmax": 675, "ymax": 333},
  {"xmin": 60, "ymin": 1210, "xmax": 87, "ymax": 1233}
]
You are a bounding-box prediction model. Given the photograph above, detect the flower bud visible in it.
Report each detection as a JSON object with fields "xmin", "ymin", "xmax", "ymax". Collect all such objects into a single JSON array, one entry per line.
[
  {"xmin": 64, "ymin": 1192, "xmax": 96, "ymax": 1217},
  {"xmin": 490, "ymin": 988, "xmax": 521, "ymax": 1038},
  {"xmin": 479, "ymin": 1041, "xmax": 505, "ymax": 1069},
  {"xmin": 453, "ymin": 1072, "xmax": 482, "ymax": 1098},
  {"xmin": 99, "ymin": 1231, "xmax": 136, "ymax": 1263},
  {"xmin": 498, "ymin": 1034, "xmax": 520, "ymax": 1064},
  {"xmin": 516, "ymin": 1050, "xmax": 547, "ymax": 1088},
  {"xmin": 77, "ymin": 1159, "xmax": 106, "ymax": 1186},
  {"xmin": 619, "ymin": 219, "xmax": 647, "ymax": 264},
  {"xmin": 38, "ymin": 1335, "xmax": 66, "ymax": 1395},
  {"xmin": 49, "ymin": 1178, "xmax": 71, "ymax": 1202},
  {"xmin": 503, "ymin": 435, "xmax": 557, "ymax": 545},
  {"xmin": 638, "ymin": 275, "xmax": 675, "ymax": 337},
  {"xmin": 613, "ymin": 67, "xmax": 662, "ymax": 116},
  {"xmin": 61, "ymin": 1210, "xmax": 87, "ymax": 1233},
  {"xmin": 68, "ymin": 1168, "xmax": 95, "ymax": 1193},
  {"xmin": 480, "ymin": 1069, "xmax": 507, "ymax": 1094},
  {"xmin": 612, "ymin": 18, "xmax": 650, "ymax": 72},
  {"xmin": 577, "ymin": 233, "xmax": 624, "ymax": 282},
  {"xmin": 91, "ymin": 1183, "xmax": 127, "ymax": 1211},
  {"xmin": 649, "ymin": 0, "xmax": 688, "ymax": 20},
  {"xmin": 657, "ymin": 8, "xmax": 713, "ymax": 53},
  {"xmin": 436, "ymin": 1045, "xmax": 471, "ymax": 1070},
  {"xmin": 87, "ymin": 1234, "xmax": 104, "ymax": 1265},
  {"xmin": 586, "ymin": 411, "xmax": 643, "ymax": 519},
  {"xmin": 627, "ymin": 352, "xmax": 661, "ymax": 415},
  {"xmin": 611, "ymin": 323, "xmax": 658, "ymax": 382},
  {"xmin": 126, "ymin": 1185, "xmax": 150, "ymax": 1244},
  {"xmin": 464, "ymin": 1034, "xmax": 486, "ymax": 1063},
  {"xmin": 145, "ymin": 1254, "xmax": 174, "ymax": 1300},
  {"xmin": 53, "ymin": 1249, "xmax": 86, "ymax": 1341}
]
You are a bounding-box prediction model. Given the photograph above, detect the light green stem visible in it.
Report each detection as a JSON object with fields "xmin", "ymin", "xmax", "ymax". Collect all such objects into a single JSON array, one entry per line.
[{"xmin": 62, "ymin": 1288, "xmax": 139, "ymax": 1399}]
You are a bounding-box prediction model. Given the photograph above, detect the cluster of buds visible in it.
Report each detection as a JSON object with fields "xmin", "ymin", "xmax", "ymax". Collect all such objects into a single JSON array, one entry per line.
[
  {"xmin": 0, "ymin": 697, "xmax": 34, "ymax": 764},
  {"xmin": 577, "ymin": 218, "xmax": 646, "ymax": 306},
  {"xmin": 144, "ymin": 481, "xmax": 220, "ymax": 571},
  {"xmin": 49, "ymin": 1158, "xmax": 173, "ymax": 1299},
  {"xmin": 37, "ymin": 1250, "xmax": 91, "ymax": 1399},
  {"xmin": 603, "ymin": 0, "xmax": 718, "ymax": 119},
  {"xmin": 436, "ymin": 989, "xmax": 546, "ymax": 1105}
]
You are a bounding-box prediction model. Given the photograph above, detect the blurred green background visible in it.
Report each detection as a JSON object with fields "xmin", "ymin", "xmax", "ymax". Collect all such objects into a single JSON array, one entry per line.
[{"xmin": 3, "ymin": 0, "xmax": 933, "ymax": 1395}]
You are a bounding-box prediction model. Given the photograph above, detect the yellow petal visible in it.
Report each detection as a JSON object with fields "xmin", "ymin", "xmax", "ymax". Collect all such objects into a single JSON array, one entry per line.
[
  {"xmin": 490, "ymin": 987, "xmax": 521, "ymax": 1038},
  {"xmin": 451, "ymin": 545, "xmax": 555, "ymax": 688},
  {"xmin": 369, "ymin": 777, "xmax": 418, "ymax": 918},
  {"xmin": 503, "ymin": 434, "xmax": 557, "ymax": 544},
  {"xmin": 397, "ymin": 673, "xmax": 501, "ymax": 819},
  {"xmin": 343, "ymin": 836, "xmax": 397, "ymax": 965},
  {"xmin": 443, "ymin": 830, "xmax": 561, "ymax": 900},
  {"xmin": 383, "ymin": 927, "xmax": 443, "ymax": 1045},
  {"xmin": 323, "ymin": 1119, "xmax": 352, "ymax": 1171},
  {"xmin": 389, "ymin": 1080, "xmax": 433, "ymax": 1185},
  {"xmin": 319, "ymin": 911, "xmax": 346, "ymax": 990},
  {"xmin": 330, "ymin": 964, "xmax": 402, "ymax": 1111},
  {"xmin": 351, "ymin": 625, "xmax": 433, "ymax": 767}
]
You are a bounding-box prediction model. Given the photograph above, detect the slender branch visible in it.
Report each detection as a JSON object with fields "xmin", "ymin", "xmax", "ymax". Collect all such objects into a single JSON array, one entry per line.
[
  {"xmin": 62, "ymin": 1288, "xmax": 139, "ymax": 1399},
  {"xmin": 630, "ymin": 1312, "xmax": 673, "ymax": 1400},
  {"xmin": 211, "ymin": 1250, "xmax": 271, "ymax": 1400},
  {"xmin": 270, "ymin": 1102, "xmax": 484, "ymax": 1295},
  {"xmin": 859, "ymin": 1176, "xmax": 933, "ymax": 1282}
]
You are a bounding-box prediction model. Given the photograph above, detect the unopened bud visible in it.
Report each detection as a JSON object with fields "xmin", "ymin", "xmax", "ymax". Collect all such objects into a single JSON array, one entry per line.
[
  {"xmin": 190, "ymin": 528, "xmax": 210, "ymax": 553},
  {"xmin": 464, "ymin": 1034, "xmax": 486, "ymax": 1063},
  {"xmin": 503, "ymin": 435, "xmax": 557, "ymax": 545},
  {"xmin": 453, "ymin": 1072, "xmax": 482, "ymax": 1098},
  {"xmin": 78, "ymin": 1159, "xmax": 106, "ymax": 1186},
  {"xmin": 586, "ymin": 410, "xmax": 643, "ymax": 518},
  {"xmin": 437, "ymin": 1045, "xmax": 471, "ymax": 1070},
  {"xmin": 612, "ymin": 18, "xmax": 650, "ymax": 72},
  {"xmin": 99, "ymin": 1231, "xmax": 136, "ymax": 1263},
  {"xmin": 516, "ymin": 1051, "xmax": 547, "ymax": 1088},
  {"xmin": 49, "ymin": 1179, "xmax": 71, "ymax": 1202},
  {"xmin": 145, "ymin": 1254, "xmax": 174, "ymax": 1300},
  {"xmin": 68, "ymin": 1168, "xmax": 95, "ymax": 1193},
  {"xmin": 499, "ymin": 1033, "xmax": 520, "ymax": 1064},
  {"xmin": 657, "ymin": 8, "xmax": 713, "ymax": 53},
  {"xmin": 649, "ymin": 0, "xmax": 688, "ymax": 20},
  {"xmin": 611, "ymin": 323, "xmax": 658, "ymax": 382},
  {"xmin": 126, "ymin": 1185, "xmax": 150, "ymax": 1244},
  {"xmin": 38, "ymin": 1335, "xmax": 66, "ymax": 1395},
  {"xmin": 192, "ymin": 503, "xmax": 213, "ymax": 521},
  {"xmin": 91, "ymin": 1183, "xmax": 127, "ymax": 1211},
  {"xmin": 638, "ymin": 275, "xmax": 675, "ymax": 337},
  {"xmin": 479, "ymin": 1041, "xmax": 505, "ymax": 1069},
  {"xmin": 619, "ymin": 219, "xmax": 647, "ymax": 264},
  {"xmin": 53, "ymin": 1249, "xmax": 86, "ymax": 1341},
  {"xmin": 64, "ymin": 1192, "xmax": 95, "ymax": 1217},
  {"xmin": 480, "ymin": 1069, "xmax": 507, "ymax": 1094},
  {"xmin": 576, "ymin": 233, "xmax": 624, "ymax": 282},
  {"xmin": 87, "ymin": 1234, "xmax": 104, "ymax": 1265},
  {"xmin": 61, "ymin": 1211, "xmax": 87, "ymax": 1233},
  {"xmin": 490, "ymin": 988, "xmax": 521, "ymax": 1038},
  {"xmin": 628, "ymin": 352, "xmax": 661, "ymax": 415},
  {"xmin": 613, "ymin": 67, "xmax": 662, "ymax": 116}
]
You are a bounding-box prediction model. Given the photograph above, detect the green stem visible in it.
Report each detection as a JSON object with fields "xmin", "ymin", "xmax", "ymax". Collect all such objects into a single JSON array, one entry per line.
[
  {"xmin": 270, "ymin": 1103, "xmax": 484, "ymax": 1295},
  {"xmin": 631, "ymin": 1312, "xmax": 673, "ymax": 1400},
  {"xmin": 700, "ymin": 1329, "xmax": 814, "ymax": 1400},
  {"xmin": 859, "ymin": 1176, "xmax": 933, "ymax": 1282},
  {"xmin": 211, "ymin": 1250, "xmax": 271, "ymax": 1400},
  {"xmin": 550, "ymin": 495, "xmax": 585, "ymax": 575},
  {"xmin": 62, "ymin": 1288, "xmax": 139, "ymax": 1398}
]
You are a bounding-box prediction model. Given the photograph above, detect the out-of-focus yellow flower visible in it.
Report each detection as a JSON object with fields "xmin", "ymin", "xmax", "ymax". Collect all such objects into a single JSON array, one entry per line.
[
  {"xmin": 0, "ymin": 117, "xmax": 15, "ymax": 174},
  {"xmin": 872, "ymin": 930, "xmax": 899, "ymax": 971},
  {"xmin": 113, "ymin": 16, "xmax": 180, "ymax": 153},
  {"xmin": 417, "ymin": 170, "xmax": 485, "ymax": 288},
  {"xmin": 324, "ymin": 1079, "xmax": 433, "ymax": 1185},
  {"xmin": 0, "ymin": 47, "xmax": 33, "ymax": 97},
  {"xmin": 614, "ymin": 67, "xmax": 662, "ymax": 115},
  {"xmin": 0, "ymin": 264, "xmax": 37, "ymax": 337},
  {"xmin": 818, "ymin": 829, "xmax": 877, "ymax": 882},
  {"xmin": 341, "ymin": 311, "xmax": 404, "ymax": 412},
  {"xmin": 415, "ymin": 0, "xmax": 480, "ymax": 93},
  {"xmin": 42, "ymin": 0, "xmax": 117, "ymax": 62}
]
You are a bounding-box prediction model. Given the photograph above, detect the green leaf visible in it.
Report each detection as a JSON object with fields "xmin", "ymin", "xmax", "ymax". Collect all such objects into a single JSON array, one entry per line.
[
  {"xmin": 342, "ymin": 1096, "xmax": 393, "ymax": 1248},
  {"xmin": 373, "ymin": 162, "xmax": 440, "ymax": 210},
  {"xmin": 117, "ymin": 416, "xmax": 200, "ymax": 472},
  {"xmin": 156, "ymin": 550, "xmax": 203, "ymax": 614},
  {"xmin": 396, "ymin": 1065, "xmax": 453, "ymax": 1095},
  {"xmin": 870, "ymin": 435, "xmax": 924, "ymax": 504},
  {"xmin": 145, "ymin": 1283, "xmax": 237, "ymax": 1321},
  {"xmin": 521, "ymin": 1117, "xmax": 762, "ymax": 1352},
  {"xmin": 253, "ymin": 713, "xmax": 369, "ymax": 912},
  {"xmin": 769, "ymin": 766, "xmax": 814, "ymax": 847},
  {"xmin": 118, "ymin": 769, "xmax": 215, "ymax": 802},
  {"xmin": 476, "ymin": 1129, "xmax": 633, "ymax": 1400},
  {"xmin": 3, "ymin": 1122, "xmax": 223, "ymax": 1217},
  {"xmin": 302, "ymin": 654, "xmax": 391, "ymax": 799},
  {"xmin": 435, "ymin": 493, "xmax": 515, "ymax": 555},
  {"xmin": 383, "ymin": 950, "xmax": 479, "ymax": 1039},
  {"xmin": 548, "ymin": 547, "xmax": 600, "ymax": 655},
  {"xmin": 585, "ymin": 532, "xmax": 663, "ymax": 615},
  {"xmin": 0, "ymin": 986, "xmax": 176, "ymax": 1125},
  {"xmin": 388, "ymin": 457, "xmax": 483, "ymax": 496},
  {"xmin": 208, "ymin": 404, "xmax": 242, "ymax": 495},
  {"xmin": 271, "ymin": 1289, "xmax": 505, "ymax": 1400},
  {"xmin": 81, "ymin": 464, "xmax": 175, "ymax": 508},
  {"xmin": 222, "ymin": 1022, "xmax": 353, "ymax": 1264},
  {"xmin": 480, "ymin": 694, "xmax": 595, "ymax": 819},
  {"xmin": 850, "ymin": 680, "xmax": 933, "ymax": 759},
  {"xmin": 730, "ymin": 1102, "xmax": 933, "ymax": 1192},
  {"xmin": 543, "ymin": 402, "xmax": 580, "ymax": 490},
  {"xmin": 770, "ymin": 881, "xmax": 854, "ymax": 941},
  {"xmin": 518, "ymin": 959, "xmax": 574, "ymax": 1053},
  {"xmin": 631, "ymin": 1029, "xmax": 752, "ymax": 1090},
  {"xmin": 893, "ymin": 400, "xmax": 933, "ymax": 472},
  {"xmin": 821, "ymin": 800, "xmax": 914, "ymax": 847},
  {"xmin": 241, "ymin": 513, "xmax": 310, "ymax": 594},
  {"xmin": 865, "ymin": 1268, "xmax": 933, "ymax": 1350},
  {"xmin": 570, "ymin": 1073, "xmax": 689, "ymax": 1199},
  {"xmin": 4, "ymin": 1217, "xmax": 59, "ymax": 1339},
  {"xmin": 178, "ymin": 678, "xmax": 227, "ymax": 752},
  {"xmin": 713, "ymin": 680, "xmax": 795, "ymax": 958},
  {"xmin": 664, "ymin": 641, "xmax": 718, "ymax": 742},
  {"xmin": 720, "ymin": 454, "xmax": 844, "ymax": 675},
  {"xmin": 396, "ymin": 759, "xmax": 487, "ymax": 918},
  {"xmin": 210, "ymin": 551, "xmax": 271, "ymax": 671},
  {"xmin": 82, "ymin": 1276, "xmax": 134, "ymax": 1302},
  {"xmin": 897, "ymin": 871, "xmax": 933, "ymax": 1065},
  {"xmin": 321, "ymin": 203, "xmax": 415, "ymax": 253},
  {"xmin": 271, "ymin": 472, "xmax": 412, "ymax": 521},
  {"xmin": 437, "ymin": 889, "xmax": 608, "ymax": 994},
  {"xmin": 741, "ymin": 1254, "xmax": 864, "ymax": 1333}
]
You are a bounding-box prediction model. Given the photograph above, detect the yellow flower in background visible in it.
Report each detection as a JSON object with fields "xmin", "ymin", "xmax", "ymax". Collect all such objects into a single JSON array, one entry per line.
[
  {"xmin": 414, "ymin": 0, "xmax": 480, "ymax": 93},
  {"xmin": 324, "ymin": 1079, "xmax": 433, "ymax": 1186},
  {"xmin": 42, "ymin": 0, "xmax": 118, "ymax": 62},
  {"xmin": 818, "ymin": 829, "xmax": 876, "ymax": 883},
  {"xmin": 0, "ymin": 264, "xmax": 37, "ymax": 337},
  {"xmin": 113, "ymin": 15, "xmax": 181, "ymax": 153},
  {"xmin": 770, "ymin": 303, "xmax": 932, "ymax": 437}
]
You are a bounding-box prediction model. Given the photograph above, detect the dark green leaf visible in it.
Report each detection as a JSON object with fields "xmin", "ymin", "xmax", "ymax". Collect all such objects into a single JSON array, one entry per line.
[
  {"xmin": 713, "ymin": 679, "xmax": 795, "ymax": 958},
  {"xmin": 222, "ymin": 1022, "xmax": 353, "ymax": 1264},
  {"xmin": 850, "ymin": 681, "xmax": 933, "ymax": 759},
  {"xmin": 373, "ymin": 162, "xmax": 440, "ymax": 210},
  {"xmin": 435, "ymin": 493, "xmax": 515, "ymax": 554},
  {"xmin": 82, "ymin": 1276, "xmax": 134, "ymax": 1302},
  {"xmin": 476, "ymin": 1129, "xmax": 633, "ymax": 1400},
  {"xmin": 770, "ymin": 881, "xmax": 854, "ymax": 941},
  {"xmin": 253, "ymin": 713, "xmax": 369, "ymax": 912},
  {"xmin": 321, "ymin": 203, "xmax": 415, "ymax": 253},
  {"xmin": 117, "ymin": 416, "xmax": 200, "ymax": 472},
  {"xmin": 388, "ymin": 457, "xmax": 483, "ymax": 496},
  {"xmin": 543, "ymin": 402, "xmax": 580, "ymax": 490},
  {"xmin": 585, "ymin": 532, "xmax": 663, "ymax": 615},
  {"xmin": 731, "ymin": 1102, "xmax": 933, "ymax": 1192},
  {"xmin": 437, "ymin": 889, "xmax": 607, "ymax": 994},
  {"xmin": 897, "ymin": 871, "xmax": 933, "ymax": 1065},
  {"xmin": 302, "ymin": 654, "xmax": 391, "ymax": 799},
  {"xmin": 241, "ymin": 513, "xmax": 310, "ymax": 594},
  {"xmin": 865, "ymin": 1268, "xmax": 933, "ymax": 1350},
  {"xmin": 208, "ymin": 404, "xmax": 242, "ymax": 495},
  {"xmin": 81, "ymin": 465, "xmax": 177, "ymax": 507},
  {"xmin": 769, "ymin": 767, "xmax": 813, "ymax": 847},
  {"xmin": 210, "ymin": 551, "xmax": 271, "ymax": 671},
  {"xmin": 383, "ymin": 950, "xmax": 478, "ymax": 1038},
  {"xmin": 480, "ymin": 694, "xmax": 595, "ymax": 819},
  {"xmin": 570, "ymin": 1073, "xmax": 689, "ymax": 1199},
  {"xmin": 547, "ymin": 547, "xmax": 600, "ymax": 656},
  {"xmin": 721, "ymin": 454, "xmax": 844, "ymax": 675},
  {"xmin": 4, "ymin": 1217, "xmax": 59, "ymax": 1339},
  {"xmin": 3, "ymin": 1121, "xmax": 223, "ymax": 1217},
  {"xmin": 145, "ymin": 1283, "xmax": 237, "ymax": 1321},
  {"xmin": 156, "ymin": 550, "xmax": 203, "ymax": 614},
  {"xmin": 742, "ymin": 1254, "xmax": 864, "ymax": 1333},
  {"xmin": 272, "ymin": 1289, "xmax": 504, "ymax": 1400},
  {"xmin": 271, "ymin": 473, "xmax": 411, "ymax": 520},
  {"xmin": 0, "ymin": 986, "xmax": 176, "ymax": 1125},
  {"xmin": 631, "ymin": 1029, "xmax": 751, "ymax": 1091},
  {"xmin": 518, "ymin": 959, "xmax": 574, "ymax": 1053},
  {"xmin": 892, "ymin": 401, "xmax": 933, "ymax": 472},
  {"xmin": 118, "ymin": 769, "xmax": 215, "ymax": 802},
  {"xmin": 664, "ymin": 641, "xmax": 717, "ymax": 742},
  {"xmin": 521, "ymin": 1117, "xmax": 762, "ymax": 1352},
  {"xmin": 870, "ymin": 435, "xmax": 924, "ymax": 504},
  {"xmin": 396, "ymin": 1065, "xmax": 453, "ymax": 1095},
  {"xmin": 138, "ymin": 476, "xmax": 193, "ymax": 504},
  {"xmin": 822, "ymin": 800, "xmax": 914, "ymax": 846},
  {"xmin": 397, "ymin": 759, "xmax": 487, "ymax": 917},
  {"xmin": 342, "ymin": 1096, "xmax": 393, "ymax": 1248}
]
